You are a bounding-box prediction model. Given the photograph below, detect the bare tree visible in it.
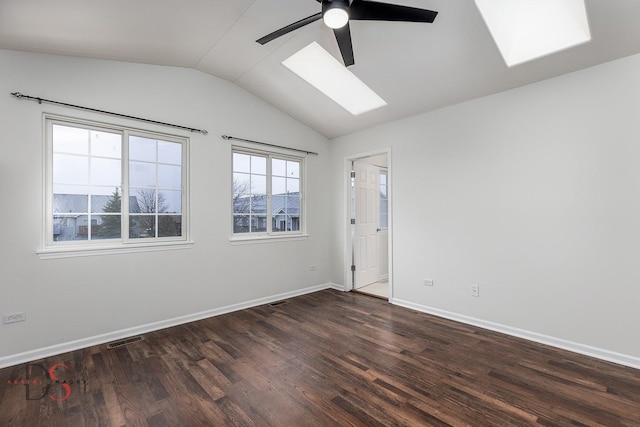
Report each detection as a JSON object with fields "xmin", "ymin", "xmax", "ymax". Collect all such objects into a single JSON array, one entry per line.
[
  {"xmin": 131, "ymin": 189, "xmax": 178, "ymax": 237},
  {"xmin": 233, "ymin": 178, "xmax": 251, "ymax": 214},
  {"xmin": 133, "ymin": 188, "xmax": 167, "ymax": 214}
]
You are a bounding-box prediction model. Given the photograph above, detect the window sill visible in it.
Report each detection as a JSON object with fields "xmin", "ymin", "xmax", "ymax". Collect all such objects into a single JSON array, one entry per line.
[
  {"xmin": 37, "ymin": 241, "xmax": 194, "ymax": 260},
  {"xmin": 229, "ymin": 233, "xmax": 308, "ymax": 245}
]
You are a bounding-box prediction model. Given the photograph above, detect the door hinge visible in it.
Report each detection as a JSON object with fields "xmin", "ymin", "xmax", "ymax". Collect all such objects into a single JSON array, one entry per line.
[
  {"xmin": 351, "ymin": 265, "xmax": 356, "ymax": 272},
  {"xmin": 350, "ymin": 218, "xmax": 355, "ymax": 225},
  {"xmin": 350, "ymin": 171, "xmax": 356, "ymax": 178}
]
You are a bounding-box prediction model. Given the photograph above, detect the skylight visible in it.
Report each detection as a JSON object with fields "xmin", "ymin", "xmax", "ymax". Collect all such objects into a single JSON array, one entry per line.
[
  {"xmin": 474, "ymin": 0, "xmax": 591, "ymax": 67},
  {"xmin": 282, "ymin": 42, "xmax": 387, "ymax": 115}
]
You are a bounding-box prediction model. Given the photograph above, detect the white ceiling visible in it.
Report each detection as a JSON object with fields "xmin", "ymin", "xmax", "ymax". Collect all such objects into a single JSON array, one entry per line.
[{"xmin": 1, "ymin": 0, "xmax": 639, "ymax": 139}]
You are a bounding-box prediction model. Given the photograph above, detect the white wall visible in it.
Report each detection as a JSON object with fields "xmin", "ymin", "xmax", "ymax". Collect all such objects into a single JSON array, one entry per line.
[
  {"xmin": 330, "ymin": 53, "xmax": 640, "ymax": 362},
  {"xmin": 3, "ymin": 47, "xmax": 640, "ymax": 368},
  {"xmin": 0, "ymin": 49, "xmax": 331, "ymax": 363}
]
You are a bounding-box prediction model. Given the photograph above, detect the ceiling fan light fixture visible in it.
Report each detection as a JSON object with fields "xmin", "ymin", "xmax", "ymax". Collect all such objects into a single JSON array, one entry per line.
[{"xmin": 322, "ymin": 0, "xmax": 350, "ymax": 29}]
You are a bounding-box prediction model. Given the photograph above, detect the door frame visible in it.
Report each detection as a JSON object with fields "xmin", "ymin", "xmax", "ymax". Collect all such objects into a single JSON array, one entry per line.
[{"xmin": 343, "ymin": 148, "xmax": 393, "ymax": 300}]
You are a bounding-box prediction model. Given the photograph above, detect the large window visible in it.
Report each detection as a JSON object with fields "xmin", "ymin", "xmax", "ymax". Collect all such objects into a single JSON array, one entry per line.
[
  {"xmin": 46, "ymin": 117, "xmax": 188, "ymax": 250},
  {"xmin": 232, "ymin": 149, "xmax": 303, "ymax": 236}
]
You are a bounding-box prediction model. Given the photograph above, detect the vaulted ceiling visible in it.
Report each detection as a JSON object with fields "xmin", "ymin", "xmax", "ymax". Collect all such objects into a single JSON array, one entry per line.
[{"xmin": 1, "ymin": 0, "xmax": 640, "ymax": 138}]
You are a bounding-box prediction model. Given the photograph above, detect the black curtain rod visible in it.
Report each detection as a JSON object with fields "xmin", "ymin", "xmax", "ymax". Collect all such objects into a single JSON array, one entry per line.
[
  {"xmin": 222, "ymin": 135, "xmax": 319, "ymax": 156},
  {"xmin": 10, "ymin": 91, "xmax": 208, "ymax": 135}
]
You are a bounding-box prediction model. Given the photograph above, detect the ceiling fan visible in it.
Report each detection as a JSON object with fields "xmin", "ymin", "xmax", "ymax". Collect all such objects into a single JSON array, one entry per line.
[{"xmin": 256, "ymin": 0, "xmax": 438, "ymax": 67}]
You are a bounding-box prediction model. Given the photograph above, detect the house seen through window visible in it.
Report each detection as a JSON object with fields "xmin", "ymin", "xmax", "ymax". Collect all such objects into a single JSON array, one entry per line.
[{"xmin": 232, "ymin": 150, "xmax": 302, "ymax": 235}]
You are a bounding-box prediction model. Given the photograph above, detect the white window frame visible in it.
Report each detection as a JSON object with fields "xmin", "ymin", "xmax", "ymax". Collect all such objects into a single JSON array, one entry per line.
[
  {"xmin": 39, "ymin": 115, "xmax": 191, "ymax": 259},
  {"xmin": 231, "ymin": 147, "xmax": 306, "ymax": 243}
]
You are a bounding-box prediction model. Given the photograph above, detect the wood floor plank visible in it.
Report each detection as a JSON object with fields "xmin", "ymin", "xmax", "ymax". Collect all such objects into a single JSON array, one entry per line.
[{"xmin": 1, "ymin": 289, "xmax": 639, "ymax": 426}]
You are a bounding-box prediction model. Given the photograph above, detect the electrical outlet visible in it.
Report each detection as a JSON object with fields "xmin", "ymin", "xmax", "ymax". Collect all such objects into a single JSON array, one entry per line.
[
  {"xmin": 309, "ymin": 265, "xmax": 317, "ymax": 271},
  {"xmin": 4, "ymin": 312, "xmax": 27, "ymax": 324},
  {"xmin": 471, "ymin": 285, "xmax": 480, "ymax": 297},
  {"xmin": 424, "ymin": 279, "xmax": 434, "ymax": 286}
]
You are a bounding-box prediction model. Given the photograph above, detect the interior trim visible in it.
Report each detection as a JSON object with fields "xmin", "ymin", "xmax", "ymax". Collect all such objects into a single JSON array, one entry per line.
[
  {"xmin": 392, "ymin": 298, "xmax": 640, "ymax": 371},
  {"xmin": 0, "ymin": 282, "xmax": 341, "ymax": 369}
]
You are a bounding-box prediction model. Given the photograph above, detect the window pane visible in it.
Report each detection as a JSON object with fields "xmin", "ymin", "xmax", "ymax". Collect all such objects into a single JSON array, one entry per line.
[
  {"xmin": 233, "ymin": 194, "xmax": 251, "ymax": 214},
  {"xmin": 380, "ymin": 196, "xmax": 388, "ymax": 228},
  {"xmin": 129, "ymin": 136, "xmax": 156, "ymax": 162},
  {"xmin": 272, "ymin": 215, "xmax": 300, "ymax": 232},
  {"xmin": 53, "ymin": 215, "xmax": 88, "ymax": 241},
  {"xmin": 272, "ymin": 194, "xmax": 285, "ymax": 215},
  {"xmin": 251, "ymin": 156, "xmax": 266, "ymax": 175},
  {"xmin": 286, "ymin": 195, "xmax": 300, "ymax": 215},
  {"xmin": 380, "ymin": 200, "xmax": 388, "ymax": 216},
  {"xmin": 53, "ymin": 215, "xmax": 77, "ymax": 242},
  {"xmin": 94, "ymin": 215, "xmax": 121, "ymax": 239},
  {"xmin": 53, "ymin": 154, "xmax": 88, "ymax": 185},
  {"xmin": 91, "ymin": 158, "xmax": 121, "ymax": 186},
  {"xmin": 158, "ymin": 164, "xmax": 181, "ymax": 190},
  {"xmin": 273, "ymin": 214, "xmax": 299, "ymax": 233},
  {"xmin": 380, "ymin": 213, "xmax": 388, "ymax": 229},
  {"xmin": 250, "ymin": 195, "xmax": 267, "ymax": 214},
  {"xmin": 130, "ymin": 189, "xmax": 157, "ymax": 213},
  {"xmin": 380, "ymin": 173, "xmax": 387, "ymax": 186},
  {"xmin": 272, "ymin": 177, "xmax": 286, "ymax": 195},
  {"xmin": 53, "ymin": 125, "xmax": 88, "ymax": 155},
  {"xmin": 129, "ymin": 215, "xmax": 156, "ymax": 238},
  {"xmin": 91, "ymin": 188, "xmax": 121, "ymax": 213},
  {"xmin": 272, "ymin": 159, "xmax": 286, "ymax": 177},
  {"xmin": 287, "ymin": 177, "xmax": 300, "ymax": 194},
  {"xmin": 159, "ymin": 190, "xmax": 181, "ymax": 213},
  {"xmin": 233, "ymin": 173, "xmax": 250, "ymax": 194},
  {"xmin": 287, "ymin": 161, "xmax": 300, "ymax": 178},
  {"xmin": 158, "ymin": 141, "xmax": 181, "ymax": 165},
  {"xmin": 251, "ymin": 175, "xmax": 266, "ymax": 195},
  {"xmin": 53, "ymin": 192, "xmax": 88, "ymax": 213},
  {"xmin": 234, "ymin": 215, "xmax": 250, "ymax": 233},
  {"xmin": 252, "ymin": 215, "xmax": 267, "ymax": 233},
  {"xmin": 90, "ymin": 131, "xmax": 121, "ymax": 158},
  {"xmin": 158, "ymin": 215, "xmax": 182, "ymax": 237},
  {"xmin": 130, "ymin": 161, "xmax": 156, "ymax": 188},
  {"xmin": 233, "ymin": 153, "xmax": 250, "ymax": 173},
  {"xmin": 291, "ymin": 216, "xmax": 300, "ymax": 231}
]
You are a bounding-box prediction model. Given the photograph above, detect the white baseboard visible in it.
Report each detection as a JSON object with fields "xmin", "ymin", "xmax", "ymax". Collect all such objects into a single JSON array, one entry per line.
[
  {"xmin": 0, "ymin": 283, "xmax": 335, "ymax": 369},
  {"xmin": 391, "ymin": 298, "xmax": 640, "ymax": 371},
  {"xmin": 328, "ymin": 282, "xmax": 347, "ymax": 291}
]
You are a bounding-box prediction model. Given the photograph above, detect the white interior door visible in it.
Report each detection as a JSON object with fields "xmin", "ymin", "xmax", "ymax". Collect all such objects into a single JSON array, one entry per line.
[{"xmin": 354, "ymin": 161, "xmax": 379, "ymax": 288}]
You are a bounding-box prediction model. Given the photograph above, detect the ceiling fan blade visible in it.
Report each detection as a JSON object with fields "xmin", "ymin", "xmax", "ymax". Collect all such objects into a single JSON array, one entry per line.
[
  {"xmin": 349, "ymin": 0, "xmax": 438, "ymax": 23},
  {"xmin": 333, "ymin": 23, "xmax": 355, "ymax": 66},
  {"xmin": 256, "ymin": 12, "xmax": 323, "ymax": 44}
]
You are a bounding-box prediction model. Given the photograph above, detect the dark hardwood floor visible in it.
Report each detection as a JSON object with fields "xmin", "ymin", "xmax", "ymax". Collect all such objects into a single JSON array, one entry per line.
[{"xmin": 1, "ymin": 289, "xmax": 639, "ymax": 426}]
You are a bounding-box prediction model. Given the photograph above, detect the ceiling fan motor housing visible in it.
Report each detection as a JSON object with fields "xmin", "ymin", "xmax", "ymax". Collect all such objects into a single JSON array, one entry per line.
[
  {"xmin": 257, "ymin": 0, "xmax": 438, "ymax": 66},
  {"xmin": 322, "ymin": 0, "xmax": 350, "ymax": 29}
]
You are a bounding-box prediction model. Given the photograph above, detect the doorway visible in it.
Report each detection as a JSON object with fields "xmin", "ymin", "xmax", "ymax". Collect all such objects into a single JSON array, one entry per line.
[{"xmin": 346, "ymin": 151, "xmax": 391, "ymax": 300}]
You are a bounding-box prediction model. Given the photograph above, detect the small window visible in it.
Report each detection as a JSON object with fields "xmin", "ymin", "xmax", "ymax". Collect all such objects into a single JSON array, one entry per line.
[
  {"xmin": 379, "ymin": 170, "xmax": 388, "ymax": 229},
  {"xmin": 232, "ymin": 149, "xmax": 303, "ymax": 236},
  {"xmin": 45, "ymin": 116, "xmax": 188, "ymax": 252}
]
